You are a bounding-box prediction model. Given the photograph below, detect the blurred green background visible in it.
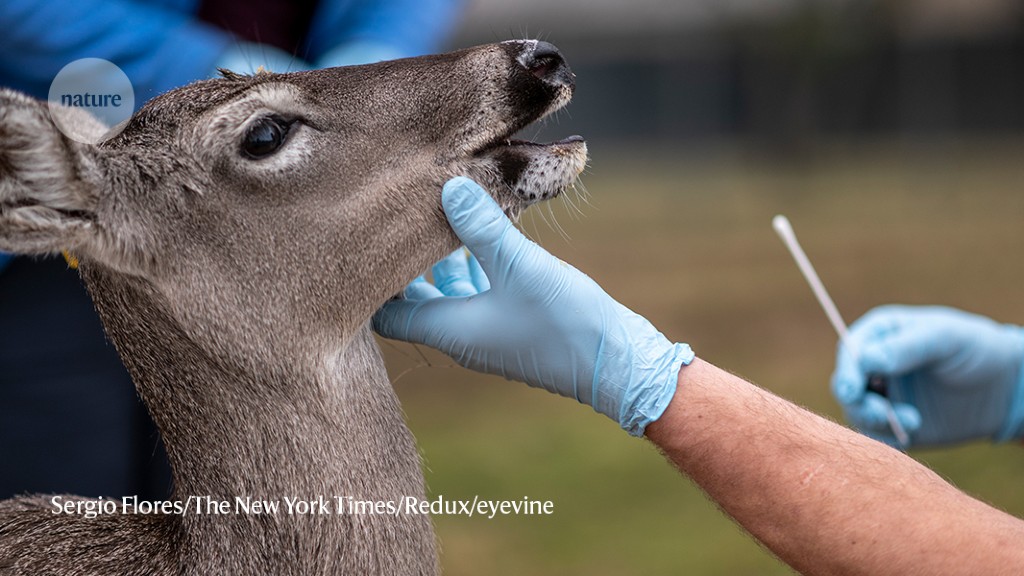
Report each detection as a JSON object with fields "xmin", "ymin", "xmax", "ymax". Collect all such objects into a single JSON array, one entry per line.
[{"xmin": 386, "ymin": 2, "xmax": 1024, "ymax": 574}]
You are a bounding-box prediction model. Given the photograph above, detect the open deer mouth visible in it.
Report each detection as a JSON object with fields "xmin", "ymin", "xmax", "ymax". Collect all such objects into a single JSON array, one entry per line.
[
  {"xmin": 474, "ymin": 134, "xmax": 587, "ymax": 206},
  {"xmin": 467, "ymin": 40, "xmax": 588, "ymax": 208}
]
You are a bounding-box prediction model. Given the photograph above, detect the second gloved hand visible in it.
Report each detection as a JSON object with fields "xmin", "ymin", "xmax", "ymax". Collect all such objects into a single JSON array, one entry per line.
[
  {"xmin": 832, "ymin": 305, "xmax": 1024, "ymax": 447},
  {"xmin": 373, "ymin": 177, "xmax": 694, "ymax": 436}
]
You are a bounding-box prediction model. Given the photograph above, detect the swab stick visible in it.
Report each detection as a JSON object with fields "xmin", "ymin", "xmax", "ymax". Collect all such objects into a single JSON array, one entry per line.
[{"xmin": 772, "ymin": 215, "xmax": 910, "ymax": 447}]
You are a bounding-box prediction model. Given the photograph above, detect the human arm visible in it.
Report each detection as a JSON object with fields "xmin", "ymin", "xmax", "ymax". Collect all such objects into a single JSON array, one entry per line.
[
  {"xmin": 831, "ymin": 306, "xmax": 1024, "ymax": 447},
  {"xmin": 647, "ymin": 358, "xmax": 1024, "ymax": 575}
]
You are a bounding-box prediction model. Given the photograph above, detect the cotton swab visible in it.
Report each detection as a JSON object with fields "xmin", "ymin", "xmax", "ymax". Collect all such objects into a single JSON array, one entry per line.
[{"xmin": 772, "ymin": 215, "xmax": 910, "ymax": 447}]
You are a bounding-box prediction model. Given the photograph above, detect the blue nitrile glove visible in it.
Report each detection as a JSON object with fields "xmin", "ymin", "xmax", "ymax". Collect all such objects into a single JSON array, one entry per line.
[
  {"xmin": 373, "ymin": 177, "xmax": 694, "ymax": 436},
  {"xmin": 832, "ymin": 305, "xmax": 1024, "ymax": 447},
  {"xmin": 213, "ymin": 42, "xmax": 310, "ymax": 76}
]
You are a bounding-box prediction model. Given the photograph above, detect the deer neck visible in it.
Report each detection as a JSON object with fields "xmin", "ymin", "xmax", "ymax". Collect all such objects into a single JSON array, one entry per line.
[{"xmin": 81, "ymin": 265, "xmax": 438, "ymax": 574}]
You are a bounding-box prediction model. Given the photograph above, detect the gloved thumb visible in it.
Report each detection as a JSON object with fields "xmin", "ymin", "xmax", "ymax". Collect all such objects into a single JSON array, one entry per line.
[{"xmin": 442, "ymin": 177, "xmax": 529, "ymax": 275}]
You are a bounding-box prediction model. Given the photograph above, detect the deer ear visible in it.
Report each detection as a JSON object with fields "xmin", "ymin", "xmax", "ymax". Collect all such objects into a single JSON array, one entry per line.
[{"xmin": 0, "ymin": 89, "xmax": 109, "ymax": 260}]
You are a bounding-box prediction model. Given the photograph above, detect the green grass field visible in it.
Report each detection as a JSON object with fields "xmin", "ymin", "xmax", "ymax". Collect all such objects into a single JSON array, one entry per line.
[{"xmin": 383, "ymin": 141, "xmax": 1024, "ymax": 575}]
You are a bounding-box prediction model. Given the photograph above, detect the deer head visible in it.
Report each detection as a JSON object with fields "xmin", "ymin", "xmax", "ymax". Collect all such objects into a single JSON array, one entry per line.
[{"xmin": 0, "ymin": 40, "xmax": 587, "ymax": 374}]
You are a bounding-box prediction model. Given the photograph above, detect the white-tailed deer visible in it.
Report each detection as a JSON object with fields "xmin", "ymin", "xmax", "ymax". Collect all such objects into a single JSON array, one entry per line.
[{"xmin": 0, "ymin": 40, "xmax": 586, "ymax": 575}]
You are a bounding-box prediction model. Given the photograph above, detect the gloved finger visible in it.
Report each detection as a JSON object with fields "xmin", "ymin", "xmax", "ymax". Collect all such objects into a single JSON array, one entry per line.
[
  {"xmin": 441, "ymin": 177, "xmax": 534, "ymax": 279},
  {"xmin": 372, "ymin": 299, "xmax": 418, "ymax": 342},
  {"xmin": 467, "ymin": 252, "xmax": 490, "ymax": 292},
  {"xmin": 843, "ymin": 395, "xmax": 888, "ymax": 431},
  {"xmin": 372, "ymin": 296, "xmax": 463, "ymax": 347},
  {"xmin": 432, "ymin": 249, "xmax": 479, "ymax": 297},
  {"xmin": 844, "ymin": 394, "xmax": 921, "ymax": 437},
  {"xmin": 403, "ymin": 276, "xmax": 442, "ymax": 301},
  {"xmin": 895, "ymin": 402, "xmax": 922, "ymax": 435},
  {"xmin": 831, "ymin": 343, "xmax": 866, "ymax": 404}
]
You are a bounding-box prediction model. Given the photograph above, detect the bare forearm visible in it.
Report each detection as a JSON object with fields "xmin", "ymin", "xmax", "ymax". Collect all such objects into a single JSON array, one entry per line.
[{"xmin": 646, "ymin": 358, "xmax": 1024, "ymax": 575}]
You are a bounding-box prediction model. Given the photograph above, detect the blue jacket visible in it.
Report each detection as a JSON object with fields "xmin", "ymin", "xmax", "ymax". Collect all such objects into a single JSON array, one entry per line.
[{"xmin": 0, "ymin": 0, "xmax": 462, "ymax": 274}]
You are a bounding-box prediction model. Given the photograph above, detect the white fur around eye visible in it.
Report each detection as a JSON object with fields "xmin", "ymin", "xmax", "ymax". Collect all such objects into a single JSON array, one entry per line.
[
  {"xmin": 196, "ymin": 82, "xmax": 312, "ymax": 168},
  {"xmin": 232, "ymin": 121, "xmax": 311, "ymax": 175}
]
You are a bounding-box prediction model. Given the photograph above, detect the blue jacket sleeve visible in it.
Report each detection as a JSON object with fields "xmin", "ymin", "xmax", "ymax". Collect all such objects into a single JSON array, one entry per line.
[
  {"xmin": 305, "ymin": 0, "xmax": 465, "ymax": 61},
  {"xmin": 0, "ymin": 0, "xmax": 232, "ymax": 103}
]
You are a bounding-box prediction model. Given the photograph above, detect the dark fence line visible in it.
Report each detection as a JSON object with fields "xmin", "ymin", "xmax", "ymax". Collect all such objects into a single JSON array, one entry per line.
[{"xmin": 507, "ymin": 33, "xmax": 1024, "ymax": 145}]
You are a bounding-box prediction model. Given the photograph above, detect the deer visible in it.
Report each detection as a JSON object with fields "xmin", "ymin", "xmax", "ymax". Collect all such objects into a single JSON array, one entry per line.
[{"xmin": 0, "ymin": 40, "xmax": 587, "ymax": 575}]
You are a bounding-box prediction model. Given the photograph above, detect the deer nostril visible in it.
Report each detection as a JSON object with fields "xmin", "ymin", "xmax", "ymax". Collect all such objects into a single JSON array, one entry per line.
[
  {"xmin": 528, "ymin": 54, "xmax": 560, "ymax": 80},
  {"xmin": 518, "ymin": 41, "xmax": 574, "ymax": 89}
]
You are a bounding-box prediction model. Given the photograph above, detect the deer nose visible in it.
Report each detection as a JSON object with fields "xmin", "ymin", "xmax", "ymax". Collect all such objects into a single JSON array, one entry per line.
[{"xmin": 515, "ymin": 40, "xmax": 575, "ymax": 89}]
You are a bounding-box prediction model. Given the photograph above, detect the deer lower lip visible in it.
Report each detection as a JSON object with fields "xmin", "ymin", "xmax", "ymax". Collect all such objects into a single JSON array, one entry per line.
[
  {"xmin": 502, "ymin": 135, "xmax": 585, "ymax": 148},
  {"xmin": 482, "ymin": 135, "xmax": 587, "ymax": 204}
]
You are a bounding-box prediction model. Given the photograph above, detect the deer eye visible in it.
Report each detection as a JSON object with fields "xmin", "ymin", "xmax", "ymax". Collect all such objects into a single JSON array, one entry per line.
[{"xmin": 241, "ymin": 115, "xmax": 293, "ymax": 159}]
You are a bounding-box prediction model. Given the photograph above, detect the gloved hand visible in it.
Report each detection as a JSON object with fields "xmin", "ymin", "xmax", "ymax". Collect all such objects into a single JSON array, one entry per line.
[
  {"xmin": 832, "ymin": 305, "xmax": 1024, "ymax": 447},
  {"xmin": 373, "ymin": 177, "xmax": 694, "ymax": 436}
]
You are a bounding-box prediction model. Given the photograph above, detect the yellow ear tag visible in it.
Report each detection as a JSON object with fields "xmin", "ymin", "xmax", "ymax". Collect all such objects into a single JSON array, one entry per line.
[{"xmin": 62, "ymin": 250, "xmax": 79, "ymax": 269}]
